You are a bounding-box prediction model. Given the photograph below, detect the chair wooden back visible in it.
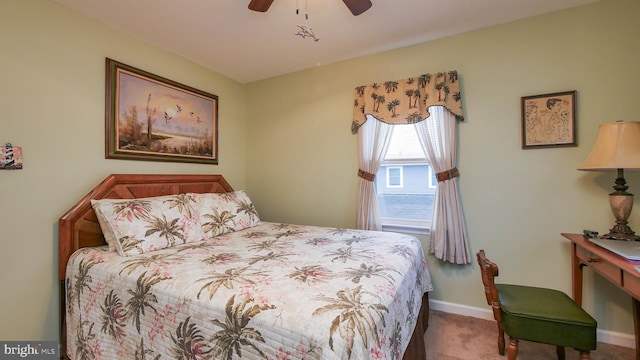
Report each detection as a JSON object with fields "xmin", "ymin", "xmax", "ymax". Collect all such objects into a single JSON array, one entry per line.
[{"xmin": 477, "ymin": 250, "xmax": 502, "ymax": 323}]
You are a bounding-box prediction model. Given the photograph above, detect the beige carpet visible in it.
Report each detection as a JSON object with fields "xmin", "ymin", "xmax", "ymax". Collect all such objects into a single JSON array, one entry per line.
[{"xmin": 424, "ymin": 310, "xmax": 635, "ymax": 360}]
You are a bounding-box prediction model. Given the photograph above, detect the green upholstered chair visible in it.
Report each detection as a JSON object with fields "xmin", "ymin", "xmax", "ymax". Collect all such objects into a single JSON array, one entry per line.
[{"xmin": 477, "ymin": 250, "xmax": 597, "ymax": 360}]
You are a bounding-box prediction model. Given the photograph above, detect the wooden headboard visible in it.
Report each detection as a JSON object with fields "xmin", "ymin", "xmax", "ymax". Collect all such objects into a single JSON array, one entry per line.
[
  {"xmin": 57, "ymin": 174, "xmax": 234, "ymax": 358},
  {"xmin": 58, "ymin": 174, "xmax": 234, "ymax": 281}
]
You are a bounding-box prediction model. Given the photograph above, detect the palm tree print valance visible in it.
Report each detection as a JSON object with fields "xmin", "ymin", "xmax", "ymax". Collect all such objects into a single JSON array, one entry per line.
[{"xmin": 351, "ymin": 71, "xmax": 464, "ymax": 132}]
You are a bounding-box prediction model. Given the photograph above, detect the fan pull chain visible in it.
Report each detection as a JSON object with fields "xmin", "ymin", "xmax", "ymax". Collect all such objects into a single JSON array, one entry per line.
[
  {"xmin": 294, "ymin": 0, "xmax": 319, "ymax": 41},
  {"xmin": 295, "ymin": 0, "xmax": 309, "ymax": 21}
]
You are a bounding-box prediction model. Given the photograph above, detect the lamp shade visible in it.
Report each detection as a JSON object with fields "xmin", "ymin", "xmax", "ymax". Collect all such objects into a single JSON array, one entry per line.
[{"xmin": 578, "ymin": 121, "xmax": 640, "ymax": 171}]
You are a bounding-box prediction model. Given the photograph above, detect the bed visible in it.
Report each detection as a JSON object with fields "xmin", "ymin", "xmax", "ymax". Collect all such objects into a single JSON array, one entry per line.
[{"xmin": 58, "ymin": 174, "xmax": 432, "ymax": 359}]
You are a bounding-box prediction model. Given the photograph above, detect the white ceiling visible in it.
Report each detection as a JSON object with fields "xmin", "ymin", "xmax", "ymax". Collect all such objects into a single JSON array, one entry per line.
[{"xmin": 51, "ymin": 0, "xmax": 598, "ymax": 84}]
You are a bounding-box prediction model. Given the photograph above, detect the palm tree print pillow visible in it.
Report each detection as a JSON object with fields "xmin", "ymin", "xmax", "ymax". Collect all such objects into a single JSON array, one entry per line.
[
  {"xmin": 190, "ymin": 191, "xmax": 260, "ymax": 238},
  {"xmin": 91, "ymin": 194, "xmax": 204, "ymax": 256}
]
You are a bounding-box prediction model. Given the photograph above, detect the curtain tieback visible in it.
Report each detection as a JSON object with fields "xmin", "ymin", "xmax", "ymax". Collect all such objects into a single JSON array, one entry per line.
[
  {"xmin": 436, "ymin": 167, "xmax": 460, "ymax": 182},
  {"xmin": 358, "ymin": 169, "xmax": 376, "ymax": 182}
]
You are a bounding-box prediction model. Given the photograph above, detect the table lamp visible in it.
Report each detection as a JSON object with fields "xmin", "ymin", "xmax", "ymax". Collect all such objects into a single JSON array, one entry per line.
[{"xmin": 579, "ymin": 121, "xmax": 640, "ymax": 241}]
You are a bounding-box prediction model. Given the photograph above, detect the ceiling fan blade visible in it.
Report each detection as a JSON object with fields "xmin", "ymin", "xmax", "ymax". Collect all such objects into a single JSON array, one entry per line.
[
  {"xmin": 248, "ymin": 0, "xmax": 274, "ymax": 12},
  {"xmin": 343, "ymin": 0, "xmax": 372, "ymax": 16}
]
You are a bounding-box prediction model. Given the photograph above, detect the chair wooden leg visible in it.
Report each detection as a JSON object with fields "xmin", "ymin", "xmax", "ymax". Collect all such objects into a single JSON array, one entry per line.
[
  {"xmin": 556, "ymin": 346, "xmax": 565, "ymax": 360},
  {"xmin": 507, "ymin": 338, "xmax": 519, "ymax": 360},
  {"xmin": 578, "ymin": 351, "xmax": 591, "ymax": 360},
  {"xmin": 497, "ymin": 328, "xmax": 505, "ymax": 355}
]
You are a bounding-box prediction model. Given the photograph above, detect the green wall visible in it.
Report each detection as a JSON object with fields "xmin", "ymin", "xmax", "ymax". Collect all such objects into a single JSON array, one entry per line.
[
  {"xmin": 2, "ymin": 0, "xmax": 639, "ymax": 346},
  {"xmin": 0, "ymin": 0, "xmax": 247, "ymax": 341},
  {"xmin": 245, "ymin": 0, "xmax": 640, "ymax": 338}
]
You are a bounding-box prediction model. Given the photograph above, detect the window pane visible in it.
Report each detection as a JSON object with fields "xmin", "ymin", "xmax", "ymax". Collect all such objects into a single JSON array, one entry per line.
[
  {"xmin": 387, "ymin": 167, "xmax": 402, "ymax": 187},
  {"xmin": 376, "ymin": 124, "xmax": 434, "ymax": 232},
  {"xmin": 377, "ymin": 164, "xmax": 434, "ymax": 220},
  {"xmin": 386, "ymin": 125, "xmax": 423, "ymax": 160}
]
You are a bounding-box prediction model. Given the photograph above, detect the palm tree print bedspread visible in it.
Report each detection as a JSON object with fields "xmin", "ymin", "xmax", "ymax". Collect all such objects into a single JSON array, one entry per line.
[{"xmin": 65, "ymin": 222, "xmax": 432, "ymax": 359}]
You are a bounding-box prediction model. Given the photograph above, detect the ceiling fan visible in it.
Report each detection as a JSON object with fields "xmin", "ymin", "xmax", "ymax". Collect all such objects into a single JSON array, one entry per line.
[{"xmin": 248, "ymin": 0, "xmax": 372, "ymax": 16}]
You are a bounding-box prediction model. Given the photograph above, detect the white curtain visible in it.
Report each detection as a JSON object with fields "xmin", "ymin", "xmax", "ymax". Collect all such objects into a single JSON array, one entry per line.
[
  {"xmin": 356, "ymin": 115, "xmax": 393, "ymax": 230},
  {"xmin": 415, "ymin": 106, "xmax": 470, "ymax": 264}
]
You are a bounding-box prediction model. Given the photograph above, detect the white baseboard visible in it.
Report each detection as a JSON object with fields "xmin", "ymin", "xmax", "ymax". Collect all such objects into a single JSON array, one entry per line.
[{"xmin": 429, "ymin": 299, "xmax": 636, "ymax": 349}]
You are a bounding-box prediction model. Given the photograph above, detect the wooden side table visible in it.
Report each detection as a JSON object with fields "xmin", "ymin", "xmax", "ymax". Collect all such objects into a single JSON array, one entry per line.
[{"xmin": 563, "ymin": 233, "xmax": 640, "ymax": 359}]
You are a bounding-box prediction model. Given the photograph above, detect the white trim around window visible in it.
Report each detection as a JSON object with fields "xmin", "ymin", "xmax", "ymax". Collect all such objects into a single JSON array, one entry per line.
[{"xmin": 381, "ymin": 217, "xmax": 431, "ymax": 235}]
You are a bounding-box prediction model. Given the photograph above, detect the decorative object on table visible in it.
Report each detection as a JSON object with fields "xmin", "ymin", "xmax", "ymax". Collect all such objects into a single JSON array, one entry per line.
[
  {"xmin": 579, "ymin": 120, "xmax": 640, "ymax": 241},
  {"xmin": 521, "ymin": 90, "xmax": 577, "ymax": 149},
  {"xmin": 0, "ymin": 143, "xmax": 23, "ymax": 170},
  {"xmin": 105, "ymin": 58, "xmax": 218, "ymax": 164}
]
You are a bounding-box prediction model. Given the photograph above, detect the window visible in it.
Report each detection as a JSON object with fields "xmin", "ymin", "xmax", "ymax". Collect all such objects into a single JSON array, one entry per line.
[
  {"xmin": 386, "ymin": 167, "xmax": 402, "ymax": 187},
  {"xmin": 375, "ymin": 125, "xmax": 434, "ymax": 233}
]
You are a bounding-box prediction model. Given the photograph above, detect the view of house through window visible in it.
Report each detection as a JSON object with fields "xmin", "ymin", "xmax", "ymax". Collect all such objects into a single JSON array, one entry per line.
[{"xmin": 376, "ymin": 124, "xmax": 435, "ymax": 233}]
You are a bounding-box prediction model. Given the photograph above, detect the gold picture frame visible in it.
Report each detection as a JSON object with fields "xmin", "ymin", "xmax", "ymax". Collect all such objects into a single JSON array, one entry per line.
[
  {"xmin": 106, "ymin": 58, "xmax": 218, "ymax": 164},
  {"xmin": 521, "ymin": 90, "xmax": 576, "ymax": 149}
]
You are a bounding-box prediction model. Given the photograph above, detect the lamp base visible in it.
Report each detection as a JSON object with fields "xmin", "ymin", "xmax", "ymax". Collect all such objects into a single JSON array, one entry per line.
[
  {"xmin": 605, "ymin": 174, "xmax": 639, "ymax": 241},
  {"xmin": 602, "ymin": 229, "xmax": 640, "ymax": 241}
]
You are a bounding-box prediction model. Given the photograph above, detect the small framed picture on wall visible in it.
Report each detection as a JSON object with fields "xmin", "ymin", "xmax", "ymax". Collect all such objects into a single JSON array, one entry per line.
[{"xmin": 521, "ymin": 90, "xmax": 576, "ymax": 149}]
